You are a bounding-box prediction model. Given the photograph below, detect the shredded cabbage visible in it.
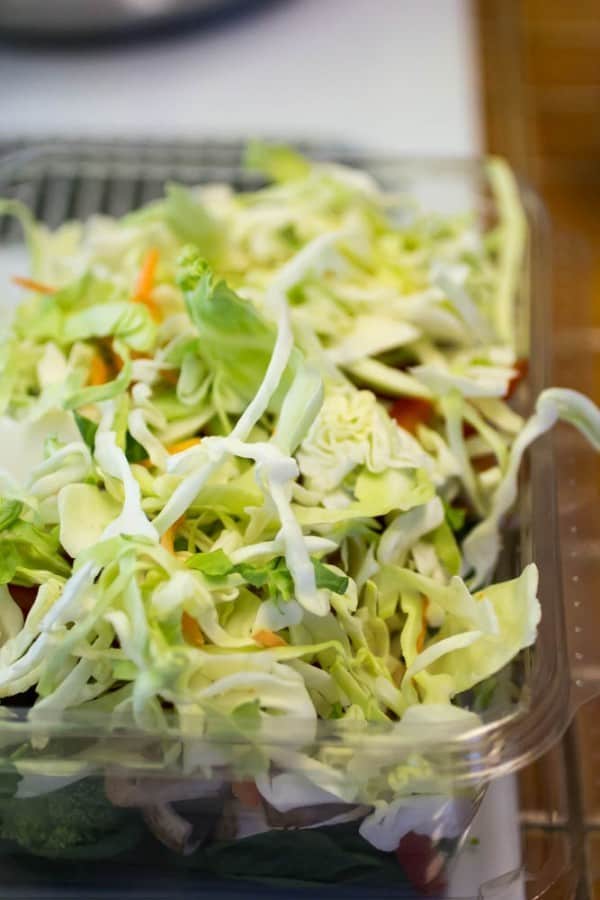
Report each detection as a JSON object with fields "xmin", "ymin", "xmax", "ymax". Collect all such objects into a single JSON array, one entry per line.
[{"xmin": 0, "ymin": 144, "xmax": 597, "ymax": 852}]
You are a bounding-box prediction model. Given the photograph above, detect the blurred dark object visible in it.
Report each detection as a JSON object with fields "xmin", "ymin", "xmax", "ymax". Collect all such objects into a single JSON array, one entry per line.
[{"xmin": 0, "ymin": 0, "xmax": 279, "ymax": 46}]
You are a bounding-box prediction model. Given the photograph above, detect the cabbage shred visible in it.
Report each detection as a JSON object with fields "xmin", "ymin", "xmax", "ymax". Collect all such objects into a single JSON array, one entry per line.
[{"xmin": 0, "ymin": 144, "xmax": 598, "ymax": 800}]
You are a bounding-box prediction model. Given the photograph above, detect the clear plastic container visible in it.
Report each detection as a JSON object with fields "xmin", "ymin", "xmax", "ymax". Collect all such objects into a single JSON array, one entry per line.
[{"xmin": 0, "ymin": 140, "xmax": 596, "ymax": 898}]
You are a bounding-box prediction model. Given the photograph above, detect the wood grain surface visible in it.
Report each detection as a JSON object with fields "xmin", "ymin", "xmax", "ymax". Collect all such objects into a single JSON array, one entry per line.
[{"xmin": 477, "ymin": 2, "xmax": 600, "ymax": 898}]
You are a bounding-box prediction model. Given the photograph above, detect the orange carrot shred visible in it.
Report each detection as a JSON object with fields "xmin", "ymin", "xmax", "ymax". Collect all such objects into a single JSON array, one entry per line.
[
  {"xmin": 416, "ymin": 598, "xmax": 429, "ymax": 653},
  {"xmin": 132, "ymin": 248, "xmax": 161, "ymax": 321},
  {"xmin": 12, "ymin": 276, "xmax": 55, "ymax": 295},
  {"xmin": 160, "ymin": 529, "xmax": 175, "ymax": 554},
  {"xmin": 253, "ymin": 629, "xmax": 287, "ymax": 648},
  {"xmin": 134, "ymin": 248, "xmax": 159, "ymax": 301},
  {"xmin": 181, "ymin": 611, "xmax": 205, "ymax": 648},
  {"xmin": 139, "ymin": 438, "xmax": 201, "ymax": 469},
  {"xmin": 97, "ymin": 338, "xmax": 130, "ymax": 375},
  {"xmin": 88, "ymin": 352, "xmax": 112, "ymax": 387},
  {"xmin": 166, "ymin": 438, "xmax": 202, "ymax": 455},
  {"xmin": 160, "ymin": 516, "xmax": 185, "ymax": 554}
]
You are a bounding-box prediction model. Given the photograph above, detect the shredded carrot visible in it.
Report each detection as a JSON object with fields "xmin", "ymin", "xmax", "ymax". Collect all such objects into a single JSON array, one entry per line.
[
  {"xmin": 253, "ymin": 629, "xmax": 287, "ymax": 648},
  {"xmin": 12, "ymin": 275, "xmax": 55, "ymax": 295},
  {"xmin": 389, "ymin": 397, "xmax": 434, "ymax": 435},
  {"xmin": 113, "ymin": 352, "xmax": 124, "ymax": 374},
  {"xmin": 166, "ymin": 438, "xmax": 202, "ymax": 455},
  {"xmin": 181, "ymin": 611, "xmax": 205, "ymax": 647},
  {"xmin": 232, "ymin": 781, "xmax": 262, "ymax": 809},
  {"xmin": 160, "ymin": 528, "xmax": 175, "ymax": 554},
  {"xmin": 96, "ymin": 338, "xmax": 126, "ymax": 375},
  {"xmin": 108, "ymin": 347, "xmax": 152, "ymax": 378},
  {"xmin": 416, "ymin": 598, "xmax": 429, "ymax": 653},
  {"xmin": 88, "ymin": 352, "xmax": 112, "ymax": 387},
  {"xmin": 139, "ymin": 438, "xmax": 201, "ymax": 469},
  {"xmin": 160, "ymin": 515, "xmax": 185, "ymax": 554},
  {"xmin": 134, "ymin": 248, "xmax": 159, "ymax": 301},
  {"xmin": 132, "ymin": 248, "xmax": 161, "ymax": 321}
]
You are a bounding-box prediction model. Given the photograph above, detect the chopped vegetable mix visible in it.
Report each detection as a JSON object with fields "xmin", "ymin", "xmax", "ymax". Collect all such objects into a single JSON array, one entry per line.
[{"xmin": 0, "ymin": 143, "xmax": 599, "ymax": 863}]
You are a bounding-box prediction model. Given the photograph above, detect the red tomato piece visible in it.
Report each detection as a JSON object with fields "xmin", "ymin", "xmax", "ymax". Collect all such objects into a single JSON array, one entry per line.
[
  {"xmin": 390, "ymin": 397, "xmax": 434, "ymax": 435},
  {"xmin": 395, "ymin": 831, "xmax": 448, "ymax": 894}
]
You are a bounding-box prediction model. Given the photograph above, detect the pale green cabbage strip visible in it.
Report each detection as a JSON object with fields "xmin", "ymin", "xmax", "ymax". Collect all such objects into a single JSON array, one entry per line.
[{"xmin": 0, "ymin": 143, "xmax": 598, "ymax": 849}]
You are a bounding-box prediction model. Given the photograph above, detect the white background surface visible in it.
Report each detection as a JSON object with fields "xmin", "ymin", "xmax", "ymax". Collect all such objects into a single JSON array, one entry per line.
[{"xmin": 0, "ymin": 0, "xmax": 480, "ymax": 155}]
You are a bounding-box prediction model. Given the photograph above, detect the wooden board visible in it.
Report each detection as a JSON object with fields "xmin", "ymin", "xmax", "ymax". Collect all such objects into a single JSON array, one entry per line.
[{"xmin": 477, "ymin": 2, "xmax": 600, "ymax": 898}]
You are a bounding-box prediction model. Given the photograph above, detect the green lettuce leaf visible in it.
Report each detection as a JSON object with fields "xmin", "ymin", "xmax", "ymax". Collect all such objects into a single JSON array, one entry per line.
[
  {"xmin": 177, "ymin": 249, "xmax": 299, "ymax": 410},
  {"xmin": 0, "ymin": 519, "xmax": 71, "ymax": 585},
  {"xmin": 163, "ymin": 183, "xmax": 223, "ymax": 264},
  {"xmin": 187, "ymin": 552, "xmax": 347, "ymax": 600},
  {"xmin": 429, "ymin": 520, "xmax": 462, "ymax": 577},
  {"xmin": 186, "ymin": 548, "xmax": 233, "ymax": 577},
  {"xmin": 0, "ymin": 499, "xmax": 23, "ymax": 532}
]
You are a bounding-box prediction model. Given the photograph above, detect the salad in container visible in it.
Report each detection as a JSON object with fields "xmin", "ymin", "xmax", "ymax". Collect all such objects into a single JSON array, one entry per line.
[{"xmin": 0, "ymin": 141, "xmax": 597, "ymax": 895}]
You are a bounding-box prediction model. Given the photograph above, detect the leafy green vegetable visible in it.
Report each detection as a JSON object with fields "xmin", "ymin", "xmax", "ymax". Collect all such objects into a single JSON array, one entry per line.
[
  {"xmin": 0, "ymin": 520, "xmax": 70, "ymax": 584},
  {"xmin": 312, "ymin": 559, "xmax": 349, "ymax": 595},
  {"xmin": 177, "ymin": 248, "xmax": 298, "ymax": 410},
  {"xmin": 429, "ymin": 520, "xmax": 462, "ymax": 577},
  {"xmin": 188, "ymin": 552, "xmax": 347, "ymax": 599},
  {"xmin": 0, "ymin": 544, "xmax": 19, "ymax": 584},
  {"xmin": 74, "ymin": 412, "xmax": 147, "ymax": 463},
  {"xmin": 1, "ymin": 144, "xmax": 599, "ymax": 860},
  {"xmin": 0, "ymin": 499, "xmax": 23, "ymax": 532},
  {"xmin": 164, "ymin": 183, "xmax": 222, "ymax": 263},
  {"xmin": 195, "ymin": 824, "xmax": 391, "ymax": 884},
  {"xmin": 62, "ymin": 302, "xmax": 156, "ymax": 353},
  {"xmin": 444, "ymin": 501, "xmax": 467, "ymax": 532},
  {"xmin": 0, "ymin": 778, "xmax": 141, "ymax": 860},
  {"xmin": 73, "ymin": 412, "xmax": 98, "ymax": 451},
  {"xmin": 230, "ymin": 698, "xmax": 262, "ymax": 731},
  {"xmin": 0, "ymin": 764, "xmax": 20, "ymax": 802},
  {"xmin": 186, "ymin": 548, "xmax": 234, "ymax": 577},
  {"xmin": 125, "ymin": 430, "xmax": 149, "ymax": 464}
]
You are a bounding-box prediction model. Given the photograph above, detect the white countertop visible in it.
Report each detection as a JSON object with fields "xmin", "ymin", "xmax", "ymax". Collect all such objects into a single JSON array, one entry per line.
[{"xmin": 1, "ymin": 0, "xmax": 480, "ymax": 156}]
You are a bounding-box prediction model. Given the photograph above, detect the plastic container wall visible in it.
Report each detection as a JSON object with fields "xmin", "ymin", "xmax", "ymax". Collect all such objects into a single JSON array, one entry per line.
[{"xmin": 0, "ymin": 140, "xmax": 596, "ymax": 897}]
